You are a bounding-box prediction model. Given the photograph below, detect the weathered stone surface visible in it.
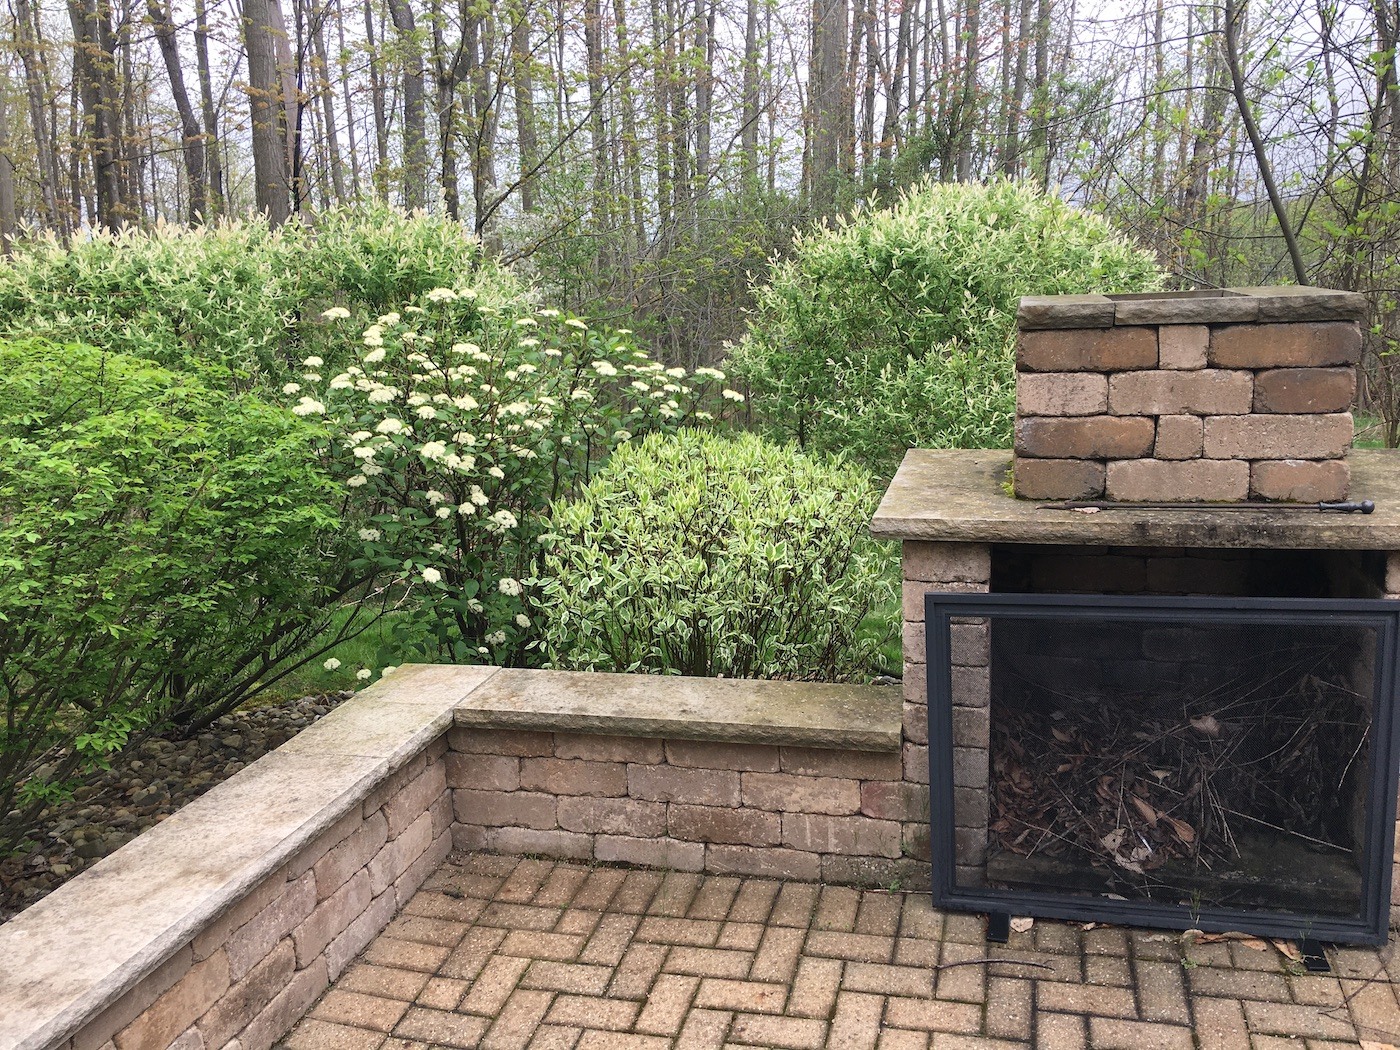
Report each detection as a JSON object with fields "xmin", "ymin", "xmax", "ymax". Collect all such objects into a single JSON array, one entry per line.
[
  {"xmin": 872, "ymin": 448, "xmax": 1400, "ymax": 548},
  {"xmin": 669, "ymin": 805, "xmax": 781, "ymax": 846},
  {"xmin": 1015, "ymin": 416, "xmax": 1155, "ymax": 460},
  {"xmin": 557, "ymin": 797, "xmax": 667, "ymax": 837},
  {"xmin": 1016, "ymin": 293, "xmax": 1115, "ymax": 330},
  {"xmin": 113, "ymin": 952, "xmax": 229, "ymax": 1050},
  {"xmin": 455, "ymin": 669, "xmax": 900, "ymax": 752},
  {"xmin": 741, "ymin": 773, "xmax": 862, "ymax": 816},
  {"xmin": 1157, "ymin": 325, "xmax": 1209, "ymax": 369},
  {"xmin": 1252, "ymin": 367, "xmax": 1356, "ymax": 413},
  {"xmin": 1110, "ymin": 290, "xmax": 1258, "ymax": 325},
  {"xmin": 1250, "ymin": 459, "xmax": 1350, "ymax": 502},
  {"xmin": 1016, "ymin": 371, "xmax": 1109, "ymax": 416},
  {"xmin": 1106, "ymin": 459, "xmax": 1249, "ymax": 502},
  {"xmin": 1155, "ymin": 415, "xmax": 1204, "ymax": 460},
  {"xmin": 1210, "ymin": 321, "xmax": 1362, "ymax": 368},
  {"xmin": 902, "ymin": 541, "xmax": 991, "ymax": 584},
  {"xmin": 1108, "ymin": 369, "xmax": 1253, "ymax": 416},
  {"xmin": 593, "ymin": 835, "xmax": 705, "ymax": 871},
  {"xmin": 1011, "ymin": 457, "xmax": 1105, "ymax": 501},
  {"xmin": 1202, "ymin": 413, "xmax": 1353, "ymax": 460},
  {"xmin": 1017, "ymin": 327, "xmax": 1157, "ymax": 371},
  {"xmin": 782, "ymin": 814, "xmax": 902, "ymax": 858},
  {"xmin": 1228, "ymin": 285, "xmax": 1369, "ymax": 322}
]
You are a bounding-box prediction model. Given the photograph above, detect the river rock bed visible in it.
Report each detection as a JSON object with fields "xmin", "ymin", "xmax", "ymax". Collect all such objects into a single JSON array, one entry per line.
[{"xmin": 0, "ymin": 691, "xmax": 351, "ymax": 922}]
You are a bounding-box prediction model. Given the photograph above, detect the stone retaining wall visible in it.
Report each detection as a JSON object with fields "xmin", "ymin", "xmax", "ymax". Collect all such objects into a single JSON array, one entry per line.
[
  {"xmin": 0, "ymin": 666, "xmax": 901, "ymax": 1050},
  {"xmin": 448, "ymin": 728, "xmax": 924, "ymax": 889}
]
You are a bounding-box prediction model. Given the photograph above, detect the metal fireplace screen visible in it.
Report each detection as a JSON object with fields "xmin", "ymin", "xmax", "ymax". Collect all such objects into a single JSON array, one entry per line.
[{"xmin": 927, "ymin": 593, "xmax": 1400, "ymax": 945}]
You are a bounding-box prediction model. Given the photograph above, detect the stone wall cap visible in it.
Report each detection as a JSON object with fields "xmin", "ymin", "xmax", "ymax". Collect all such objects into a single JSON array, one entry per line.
[
  {"xmin": 871, "ymin": 447, "xmax": 1400, "ymax": 549},
  {"xmin": 1017, "ymin": 286, "xmax": 1367, "ymax": 330},
  {"xmin": 455, "ymin": 669, "xmax": 901, "ymax": 752}
]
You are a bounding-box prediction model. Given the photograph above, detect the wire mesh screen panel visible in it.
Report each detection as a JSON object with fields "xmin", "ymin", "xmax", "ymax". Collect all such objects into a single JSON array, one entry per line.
[{"xmin": 927, "ymin": 595, "xmax": 1400, "ymax": 945}]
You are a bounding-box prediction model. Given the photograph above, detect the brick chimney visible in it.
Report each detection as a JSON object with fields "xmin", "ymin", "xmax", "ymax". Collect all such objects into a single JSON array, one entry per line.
[{"xmin": 1012, "ymin": 287, "xmax": 1368, "ymax": 502}]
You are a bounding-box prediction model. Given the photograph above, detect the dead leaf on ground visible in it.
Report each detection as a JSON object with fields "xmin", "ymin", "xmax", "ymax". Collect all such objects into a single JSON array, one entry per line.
[
  {"xmin": 1189, "ymin": 714, "xmax": 1222, "ymax": 737},
  {"xmin": 1272, "ymin": 940, "xmax": 1303, "ymax": 962},
  {"xmin": 1130, "ymin": 794, "xmax": 1159, "ymax": 826},
  {"xmin": 1010, "ymin": 916, "xmax": 1034, "ymax": 933}
]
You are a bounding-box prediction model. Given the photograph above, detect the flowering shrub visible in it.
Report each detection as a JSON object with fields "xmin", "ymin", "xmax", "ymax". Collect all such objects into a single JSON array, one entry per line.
[
  {"xmin": 730, "ymin": 179, "xmax": 1162, "ymax": 474},
  {"xmin": 0, "ymin": 340, "xmax": 372, "ymax": 854},
  {"xmin": 537, "ymin": 429, "xmax": 896, "ymax": 680},
  {"xmin": 300, "ymin": 291, "xmax": 744, "ymax": 668},
  {"xmin": 0, "ymin": 204, "xmax": 517, "ymax": 389}
]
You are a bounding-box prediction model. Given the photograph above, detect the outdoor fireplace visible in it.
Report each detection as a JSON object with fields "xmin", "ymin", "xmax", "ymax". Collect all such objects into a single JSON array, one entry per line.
[
  {"xmin": 870, "ymin": 285, "xmax": 1400, "ymax": 949},
  {"xmin": 927, "ymin": 592, "xmax": 1400, "ymax": 944}
]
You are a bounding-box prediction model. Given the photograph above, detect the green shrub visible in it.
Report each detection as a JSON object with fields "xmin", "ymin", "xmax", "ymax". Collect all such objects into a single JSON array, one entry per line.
[
  {"xmin": 536, "ymin": 429, "xmax": 896, "ymax": 680},
  {"xmin": 0, "ymin": 206, "xmax": 518, "ymax": 389},
  {"xmin": 0, "ymin": 340, "xmax": 368, "ymax": 852},
  {"xmin": 730, "ymin": 179, "xmax": 1163, "ymax": 473},
  {"xmin": 297, "ymin": 291, "xmax": 744, "ymax": 670}
]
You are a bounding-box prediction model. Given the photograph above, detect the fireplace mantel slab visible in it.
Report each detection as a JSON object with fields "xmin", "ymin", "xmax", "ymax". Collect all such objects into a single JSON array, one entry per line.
[{"xmin": 872, "ymin": 447, "xmax": 1400, "ymax": 549}]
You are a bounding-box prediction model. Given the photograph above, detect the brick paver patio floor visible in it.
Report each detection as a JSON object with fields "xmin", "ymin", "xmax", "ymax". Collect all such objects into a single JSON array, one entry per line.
[{"xmin": 279, "ymin": 852, "xmax": 1400, "ymax": 1049}]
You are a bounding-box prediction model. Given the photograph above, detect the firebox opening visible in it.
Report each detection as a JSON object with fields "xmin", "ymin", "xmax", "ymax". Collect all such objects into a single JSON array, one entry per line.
[{"xmin": 974, "ymin": 614, "xmax": 1375, "ymax": 919}]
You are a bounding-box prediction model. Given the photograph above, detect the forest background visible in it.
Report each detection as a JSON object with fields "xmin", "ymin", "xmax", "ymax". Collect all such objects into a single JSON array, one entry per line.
[{"xmin": 1, "ymin": 0, "xmax": 1396, "ymax": 427}]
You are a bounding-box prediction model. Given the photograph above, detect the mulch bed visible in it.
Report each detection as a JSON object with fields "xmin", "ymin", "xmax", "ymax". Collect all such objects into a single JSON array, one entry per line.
[{"xmin": 0, "ymin": 691, "xmax": 351, "ymax": 923}]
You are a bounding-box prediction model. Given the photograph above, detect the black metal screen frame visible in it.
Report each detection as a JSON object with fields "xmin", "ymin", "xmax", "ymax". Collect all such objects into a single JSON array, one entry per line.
[{"xmin": 926, "ymin": 592, "xmax": 1400, "ymax": 945}]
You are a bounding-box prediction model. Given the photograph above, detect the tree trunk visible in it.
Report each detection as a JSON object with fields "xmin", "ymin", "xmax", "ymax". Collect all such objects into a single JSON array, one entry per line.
[
  {"xmin": 364, "ymin": 0, "xmax": 390, "ymax": 197},
  {"xmin": 244, "ymin": 0, "xmax": 293, "ymax": 224},
  {"xmin": 808, "ymin": 0, "xmax": 850, "ymax": 213},
  {"xmin": 387, "ymin": 0, "xmax": 428, "ymax": 209},
  {"xmin": 0, "ymin": 71, "xmax": 16, "ymax": 252},
  {"xmin": 194, "ymin": 0, "xmax": 224, "ymax": 214},
  {"xmin": 12, "ymin": 0, "xmax": 61, "ymax": 227},
  {"xmin": 147, "ymin": 0, "xmax": 208, "ymax": 222},
  {"xmin": 310, "ymin": 0, "xmax": 347, "ymax": 202},
  {"xmin": 510, "ymin": 6, "xmax": 537, "ymax": 212},
  {"xmin": 68, "ymin": 0, "xmax": 125, "ymax": 229}
]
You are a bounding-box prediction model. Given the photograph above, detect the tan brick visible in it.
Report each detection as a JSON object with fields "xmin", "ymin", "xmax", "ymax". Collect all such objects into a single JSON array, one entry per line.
[
  {"xmin": 608, "ymin": 942, "xmax": 669, "ymax": 998},
  {"xmin": 1015, "ymin": 415, "xmax": 1155, "ymax": 459},
  {"xmin": 903, "ymin": 662, "xmax": 925, "ymax": 705},
  {"xmin": 783, "ymin": 813, "xmax": 901, "ymax": 858},
  {"xmin": 1157, "ymin": 324, "xmax": 1208, "ymax": 369},
  {"xmin": 786, "ymin": 955, "xmax": 843, "ymax": 1018},
  {"xmin": 368, "ymin": 809, "xmax": 432, "ymax": 895},
  {"xmin": 951, "ymin": 705, "xmax": 988, "ymax": 748},
  {"xmin": 1155, "ymin": 414, "xmax": 1203, "ymax": 460},
  {"xmin": 1109, "ymin": 368, "xmax": 1253, "ymax": 415},
  {"xmin": 741, "ymin": 771, "xmax": 861, "ymax": 815},
  {"xmin": 446, "ymin": 752, "xmax": 520, "ymax": 791},
  {"xmin": 904, "ymin": 743, "xmax": 930, "ymax": 785},
  {"xmin": 295, "ymin": 869, "xmax": 372, "ymax": 966},
  {"xmin": 484, "ymin": 987, "xmax": 555, "ymax": 1046},
  {"xmin": 984, "ymin": 976, "xmax": 1032, "ymax": 1039},
  {"xmin": 628, "ymin": 764, "xmax": 739, "ymax": 805},
  {"xmin": 197, "ymin": 940, "xmax": 295, "ymax": 1049},
  {"xmin": 1203, "ymin": 412, "xmax": 1352, "ymax": 459},
  {"xmin": 635, "ymin": 973, "xmax": 700, "ymax": 1035},
  {"xmin": 284, "ymin": 808, "xmax": 361, "ymax": 884},
  {"xmin": 382, "ymin": 761, "xmax": 447, "ymax": 839},
  {"xmin": 465, "ymin": 825, "xmax": 593, "ymax": 860},
  {"xmin": 338, "ymin": 962, "xmax": 433, "ymax": 1002},
  {"xmin": 448, "ymin": 727, "xmax": 553, "ymax": 756},
  {"xmin": 1210, "ymin": 320, "xmax": 1361, "ymax": 368},
  {"xmin": 114, "ymin": 952, "xmax": 230, "ymax": 1050},
  {"xmin": 665, "ymin": 945, "xmax": 753, "ymax": 978},
  {"xmin": 780, "ymin": 747, "xmax": 903, "ymax": 780},
  {"xmin": 455, "ymin": 788, "xmax": 557, "ymax": 829},
  {"xmin": 665, "ymin": 739, "xmax": 780, "ymax": 771},
  {"xmin": 1038, "ymin": 981, "xmax": 1135, "ymax": 1016},
  {"xmin": 363, "ymin": 935, "xmax": 452, "ymax": 973},
  {"xmin": 693, "ymin": 977, "xmax": 787, "ymax": 1013},
  {"xmin": 1016, "ymin": 372, "xmax": 1108, "ymax": 416},
  {"xmin": 1086, "ymin": 1017, "xmax": 1193, "ymax": 1049},
  {"xmin": 827, "ymin": 991, "xmax": 885, "ymax": 1049},
  {"xmin": 950, "ymin": 621, "xmax": 989, "ymax": 665},
  {"xmin": 238, "ymin": 963, "xmax": 330, "ymax": 1050},
  {"xmin": 459, "ymin": 955, "xmax": 532, "ymax": 1016},
  {"xmin": 902, "ymin": 541, "xmax": 991, "ymax": 584},
  {"xmin": 359, "ymin": 752, "xmax": 427, "ymax": 817},
  {"xmin": 1105, "ymin": 457, "xmax": 1249, "ymax": 501},
  {"xmin": 706, "ymin": 844, "xmax": 821, "ymax": 880},
  {"xmin": 309, "ymin": 811, "xmax": 387, "ymax": 901},
  {"xmin": 520, "ymin": 757, "xmax": 627, "ymax": 796},
  {"xmin": 595, "ymin": 834, "xmax": 705, "ymax": 870},
  {"xmin": 391, "ymin": 1006, "xmax": 490, "ymax": 1048},
  {"xmin": 1183, "ymin": 997, "xmax": 1249, "ymax": 1050},
  {"xmin": 806, "ymin": 930, "xmax": 896, "ymax": 964},
  {"xmin": 310, "ymin": 988, "xmax": 410, "ymax": 1033},
  {"xmin": 1250, "ymin": 458, "xmax": 1349, "ymax": 501},
  {"xmin": 669, "ymin": 803, "xmax": 781, "ymax": 845},
  {"xmin": 648, "ymin": 871, "xmax": 704, "ymax": 916},
  {"xmin": 1035, "ymin": 1012, "xmax": 1087, "ymax": 1050},
  {"xmin": 860, "ymin": 781, "xmax": 928, "ymax": 822},
  {"xmin": 882, "ymin": 995, "xmax": 982, "ymax": 1033},
  {"xmin": 902, "ymin": 702, "xmax": 927, "ymax": 745},
  {"xmin": 553, "ymin": 733, "xmax": 664, "ymax": 763},
  {"xmin": 730, "ymin": 1013, "xmax": 828, "ymax": 1049},
  {"xmin": 557, "ymin": 796, "xmax": 666, "ymax": 836},
  {"xmin": 1012, "ymin": 457, "xmax": 1105, "ymax": 500},
  {"xmin": 902, "ymin": 579, "xmax": 985, "ymax": 623},
  {"xmin": 1018, "ymin": 326, "xmax": 1158, "ymax": 372},
  {"xmin": 226, "ymin": 871, "xmax": 316, "ymax": 981},
  {"xmin": 282, "ymin": 1018, "xmax": 381, "ymax": 1050},
  {"xmin": 1254, "ymin": 366, "xmax": 1356, "ymax": 412}
]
